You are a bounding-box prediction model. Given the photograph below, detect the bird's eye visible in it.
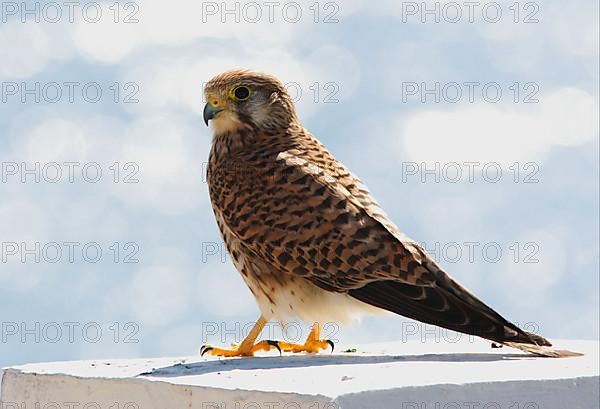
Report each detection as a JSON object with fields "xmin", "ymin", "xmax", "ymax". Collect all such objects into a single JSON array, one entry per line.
[{"xmin": 232, "ymin": 86, "xmax": 251, "ymax": 101}]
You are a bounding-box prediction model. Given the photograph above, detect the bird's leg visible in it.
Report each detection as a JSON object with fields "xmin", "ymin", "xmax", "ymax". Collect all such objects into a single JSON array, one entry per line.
[
  {"xmin": 201, "ymin": 315, "xmax": 281, "ymax": 357},
  {"xmin": 271, "ymin": 322, "xmax": 334, "ymax": 354}
]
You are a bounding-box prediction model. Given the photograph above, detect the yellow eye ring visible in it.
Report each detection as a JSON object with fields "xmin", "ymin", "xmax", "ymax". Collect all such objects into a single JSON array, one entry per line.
[{"xmin": 230, "ymin": 85, "xmax": 251, "ymax": 101}]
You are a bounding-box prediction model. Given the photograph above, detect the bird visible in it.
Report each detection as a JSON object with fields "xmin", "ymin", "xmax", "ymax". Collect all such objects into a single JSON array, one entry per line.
[{"xmin": 200, "ymin": 69, "xmax": 579, "ymax": 358}]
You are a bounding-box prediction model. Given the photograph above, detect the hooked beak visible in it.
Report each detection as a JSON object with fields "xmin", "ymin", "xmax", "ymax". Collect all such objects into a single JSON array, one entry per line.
[{"xmin": 203, "ymin": 102, "xmax": 223, "ymax": 126}]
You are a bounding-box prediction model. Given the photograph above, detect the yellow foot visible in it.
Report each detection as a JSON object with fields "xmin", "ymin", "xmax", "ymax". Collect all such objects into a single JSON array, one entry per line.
[
  {"xmin": 200, "ymin": 340, "xmax": 282, "ymax": 357},
  {"xmin": 200, "ymin": 338, "xmax": 334, "ymax": 357},
  {"xmin": 200, "ymin": 320, "xmax": 334, "ymax": 357},
  {"xmin": 270, "ymin": 338, "xmax": 335, "ymax": 354}
]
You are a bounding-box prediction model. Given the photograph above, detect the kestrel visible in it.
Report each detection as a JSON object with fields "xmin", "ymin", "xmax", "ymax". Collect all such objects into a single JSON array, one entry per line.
[{"xmin": 201, "ymin": 69, "xmax": 577, "ymax": 358}]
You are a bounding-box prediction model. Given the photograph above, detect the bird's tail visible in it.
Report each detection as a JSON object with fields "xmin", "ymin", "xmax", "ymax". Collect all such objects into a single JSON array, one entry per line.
[
  {"xmin": 348, "ymin": 278, "xmax": 584, "ymax": 358},
  {"xmin": 431, "ymin": 270, "xmax": 584, "ymax": 358},
  {"xmin": 503, "ymin": 332, "xmax": 583, "ymax": 357}
]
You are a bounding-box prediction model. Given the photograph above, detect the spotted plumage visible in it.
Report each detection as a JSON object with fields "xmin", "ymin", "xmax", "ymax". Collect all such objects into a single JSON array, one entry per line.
[{"xmin": 201, "ymin": 69, "xmax": 577, "ymax": 358}]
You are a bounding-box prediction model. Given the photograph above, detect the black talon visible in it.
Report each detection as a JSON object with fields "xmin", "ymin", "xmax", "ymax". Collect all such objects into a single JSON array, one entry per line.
[
  {"xmin": 491, "ymin": 343, "xmax": 503, "ymax": 349},
  {"xmin": 200, "ymin": 345, "xmax": 213, "ymax": 357},
  {"xmin": 326, "ymin": 340, "xmax": 335, "ymax": 353},
  {"xmin": 266, "ymin": 340, "xmax": 282, "ymax": 355}
]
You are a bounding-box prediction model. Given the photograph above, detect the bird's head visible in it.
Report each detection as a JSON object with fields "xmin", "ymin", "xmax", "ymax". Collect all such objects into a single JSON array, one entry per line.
[{"xmin": 203, "ymin": 69, "xmax": 298, "ymax": 136}]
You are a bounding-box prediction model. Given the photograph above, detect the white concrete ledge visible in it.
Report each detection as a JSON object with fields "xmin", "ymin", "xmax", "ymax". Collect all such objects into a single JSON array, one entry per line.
[{"xmin": 2, "ymin": 338, "xmax": 598, "ymax": 409}]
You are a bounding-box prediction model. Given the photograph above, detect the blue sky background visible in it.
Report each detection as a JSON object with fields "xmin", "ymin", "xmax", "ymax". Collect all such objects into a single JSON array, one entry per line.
[{"xmin": 0, "ymin": 0, "xmax": 598, "ymax": 370}]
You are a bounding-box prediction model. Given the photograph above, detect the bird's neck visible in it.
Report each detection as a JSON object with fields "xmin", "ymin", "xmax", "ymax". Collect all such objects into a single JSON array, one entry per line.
[
  {"xmin": 209, "ymin": 128, "xmax": 255, "ymax": 162},
  {"xmin": 209, "ymin": 122, "xmax": 307, "ymax": 163}
]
